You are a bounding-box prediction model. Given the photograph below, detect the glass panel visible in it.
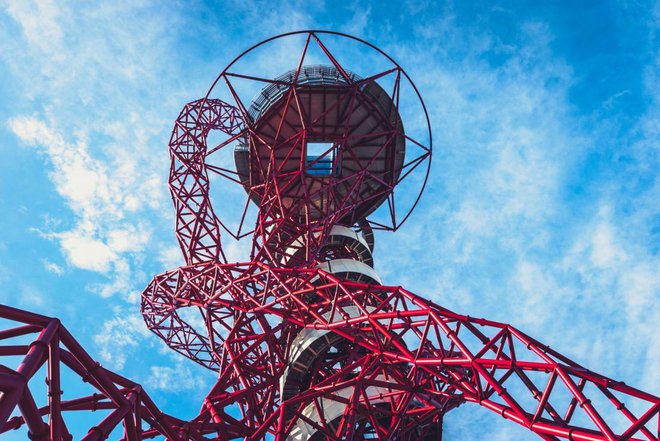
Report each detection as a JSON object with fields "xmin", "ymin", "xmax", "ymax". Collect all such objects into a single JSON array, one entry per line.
[{"xmin": 306, "ymin": 142, "xmax": 337, "ymax": 176}]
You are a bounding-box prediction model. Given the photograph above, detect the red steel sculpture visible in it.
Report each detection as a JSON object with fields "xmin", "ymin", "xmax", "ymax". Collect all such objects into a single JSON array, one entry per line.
[{"xmin": 0, "ymin": 31, "xmax": 657, "ymax": 440}]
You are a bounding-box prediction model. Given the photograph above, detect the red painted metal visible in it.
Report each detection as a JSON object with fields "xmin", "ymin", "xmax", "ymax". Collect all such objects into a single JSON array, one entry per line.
[
  {"xmin": 0, "ymin": 305, "xmax": 210, "ymax": 440},
  {"xmin": 1, "ymin": 31, "xmax": 657, "ymax": 440}
]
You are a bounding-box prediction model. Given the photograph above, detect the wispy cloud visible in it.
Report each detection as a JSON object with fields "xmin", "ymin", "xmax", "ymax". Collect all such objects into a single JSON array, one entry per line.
[
  {"xmin": 146, "ymin": 361, "xmax": 209, "ymax": 392},
  {"xmin": 3, "ymin": 1, "xmax": 173, "ymax": 298},
  {"xmin": 42, "ymin": 259, "xmax": 64, "ymax": 275},
  {"xmin": 0, "ymin": 1, "xmax": 657, "ymax": 438},
  {"xmin": 92, "ymin": 307, "xmax": 152, "ymax": 370},
  {"xmin": 371, "ymin": 7, "xmax": 658, "ymax": 437},
  {"xmin": 9, "ymin": 116, "xmax": 155, "ymax": 295}
]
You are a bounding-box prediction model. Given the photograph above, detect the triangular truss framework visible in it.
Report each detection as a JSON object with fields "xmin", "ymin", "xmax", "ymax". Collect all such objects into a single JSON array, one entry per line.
[{"xmin": 1, "ymin": 31, "xmax": 657, "ymax": 441}]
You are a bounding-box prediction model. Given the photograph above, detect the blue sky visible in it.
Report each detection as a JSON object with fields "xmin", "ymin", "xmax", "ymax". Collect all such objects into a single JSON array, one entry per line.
[{"xmin": 0, "ymin": 1, "xmax": 658, "ymax": 439}]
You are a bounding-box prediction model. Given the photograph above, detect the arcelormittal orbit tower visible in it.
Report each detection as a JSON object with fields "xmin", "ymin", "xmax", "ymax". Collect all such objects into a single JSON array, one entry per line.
[{"xmin": 0, "ymin": 31, "xmax": 658, "ymax": 441}]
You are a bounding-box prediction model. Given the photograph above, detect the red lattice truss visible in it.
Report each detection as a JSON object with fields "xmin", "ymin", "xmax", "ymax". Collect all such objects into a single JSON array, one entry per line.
[{"xmin": 0, "ymin": 31, "xmax": 657, "ymax": 441}]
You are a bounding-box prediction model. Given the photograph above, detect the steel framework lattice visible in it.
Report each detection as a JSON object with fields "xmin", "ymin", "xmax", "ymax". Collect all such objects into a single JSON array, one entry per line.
[{"xmin": 0, "ymin": 31, "xmax": 657, "ymax": 441}]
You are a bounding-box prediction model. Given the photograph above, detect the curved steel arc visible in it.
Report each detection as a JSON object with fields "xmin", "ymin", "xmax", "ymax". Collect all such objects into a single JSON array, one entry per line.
[
  {"xmin": 143, "ymin": 30, "xmax": 658, "ymax": 439},
  {"xmin": 169, "ymin": 98, "xmax": 244, "ymax": 264},
  {"xmin": 1, "ymin": 31, "xmax": 657, "ymax": 441},
  {"xmin": 140, "ymin": 262, "xmax": 660, "ymax": 441}
]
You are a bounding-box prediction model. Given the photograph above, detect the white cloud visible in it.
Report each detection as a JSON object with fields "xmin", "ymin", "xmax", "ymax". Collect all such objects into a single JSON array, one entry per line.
[
  {"xmin": 8, "ymin": 116, "xmax": 152, "ymax": 225},
  {"xmin": 93, "ymin": 309, "xmax": 151, "ymax": 370},
  {"xmin": 372, "ymin": 12, "xmax": 658, "ymax": 439},
  {"xmin": 512, "ymin": 261, "xmax": 560, "ymax": 326},
  {"xmin": 588, "ymin": 220, "xmax": 628, "ymax": 269},
  {"xmin": 1, "ymin": 0, "xmax": 181, "ymax": 300},
  {"xmin": 339, "ymin": 4, "xmax": 372, "ymax": 37},
  {"xmin": 18, "ymin": 285, "xmax": 46, "ymax": 309},
  {"xmin": 560, "ymin": 210, "xmax": 659, "ymax": 387},
  {"xmin": 223, "ymin": 237, "xmax": 253, "ymax": 263},
  {"xmin": 157, "ymin": 245, "xmax": 184, "ymax": 269},
  {"xmin": 57, "ymin": 230, "xmax": 118, "ymax": 273},
  {"xmin": 90, "ymin": 259, "xmax": 139, "ymax": 300},
  {"xmin": 146, "ymin": 361, "xmax": 208, "ymax": 392},
  {"xmin": 5, "ymin": 0, "xmax": 62, "ymax": 54},
  {"xmin": 620, "ymin": 263, "xmax": 659, "ymax": 320},
  {"xmin": 376, "ymin": 19, "xmax": 575, "ymax": 299},
  {"xmin": 42, "ymin": 259, "xmax": 64, "ymax": 275},
  {"xmin": 8, "ymin": 117, "xmax": 108, "ymax": 216},
  {"xmin": 1, "ymin": 2, "xmax": 657, "ymax": 438},
  {"xmin": 6, "ymin": 71, "xmax": 163, "ymax": 297},
  {"xmin": 6, "ymin": 115, "xmax": 150, "ymax": 297},
  {"xmin": 107, "ymin": 225, "xmax": 151, "ymax": 254}
]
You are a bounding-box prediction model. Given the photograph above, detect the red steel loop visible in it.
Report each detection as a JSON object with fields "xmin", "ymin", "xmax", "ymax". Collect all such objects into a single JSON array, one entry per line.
[{"xmin": 0, "ymin": 31, "xmax": 657, "ymax": 441}]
